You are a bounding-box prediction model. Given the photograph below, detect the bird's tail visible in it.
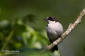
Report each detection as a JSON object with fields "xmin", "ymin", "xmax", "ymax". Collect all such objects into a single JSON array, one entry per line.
[{"xmin": 51, "ymin": 45, "xmax": 58, "ymax": 51}]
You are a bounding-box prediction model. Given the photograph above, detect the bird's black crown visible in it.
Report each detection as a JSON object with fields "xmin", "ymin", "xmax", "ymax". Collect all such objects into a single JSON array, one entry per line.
[{"xmin": 47, "ymin": 17, "xmax": 59, "ymax": 22}]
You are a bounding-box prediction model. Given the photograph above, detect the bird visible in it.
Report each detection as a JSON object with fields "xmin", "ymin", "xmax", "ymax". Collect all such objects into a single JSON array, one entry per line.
[{"xmin": 46, "ymin": 17, "xmax": 63, "ymax": 51}]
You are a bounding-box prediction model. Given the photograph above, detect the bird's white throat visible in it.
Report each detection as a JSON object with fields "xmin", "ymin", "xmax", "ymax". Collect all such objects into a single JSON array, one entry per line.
[{"xmin": 47, "ymin": 21, "xmax": 63, "ymax": 35}]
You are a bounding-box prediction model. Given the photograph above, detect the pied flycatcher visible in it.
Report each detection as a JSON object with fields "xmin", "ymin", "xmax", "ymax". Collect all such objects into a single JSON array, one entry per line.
[{"xmin": 46, "ymin": 17, "xmax": 63, "ymax": 51}]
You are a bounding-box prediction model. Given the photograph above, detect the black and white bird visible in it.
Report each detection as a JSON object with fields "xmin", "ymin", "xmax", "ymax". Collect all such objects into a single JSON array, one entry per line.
[{"xmin": 46, "ymin": 17, "xmax": 63, "ymax": 51}]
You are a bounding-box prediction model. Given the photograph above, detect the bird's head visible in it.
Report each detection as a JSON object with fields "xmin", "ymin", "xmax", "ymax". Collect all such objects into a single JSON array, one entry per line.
[{"xmin": 46, "ymin": 17, "xmax": 59, "ymax": 23}]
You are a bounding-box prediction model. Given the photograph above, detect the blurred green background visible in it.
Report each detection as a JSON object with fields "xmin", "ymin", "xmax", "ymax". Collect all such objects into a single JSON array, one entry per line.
[{"xmin": 0, "ymin": 0, "xmax": 85, "ymax": 56}]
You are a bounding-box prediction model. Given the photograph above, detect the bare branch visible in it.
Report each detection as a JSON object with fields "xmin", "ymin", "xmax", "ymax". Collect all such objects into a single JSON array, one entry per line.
[{"xmin": 47, "ymin": 8, "xmax": 85, "ymax": 50}]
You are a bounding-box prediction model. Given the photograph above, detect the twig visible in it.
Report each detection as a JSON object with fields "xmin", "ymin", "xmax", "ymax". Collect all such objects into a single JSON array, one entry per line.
[
  {"xmin": 47, "ymin": 8, "xmax": 85, "ymax": 50},
  {"xmin": 1, "ymin": 29, "xmax": 15, "ymax": 51}
]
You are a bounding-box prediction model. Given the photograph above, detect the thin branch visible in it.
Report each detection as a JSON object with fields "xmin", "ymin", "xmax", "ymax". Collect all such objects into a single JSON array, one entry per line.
[
  {"xmin": 47, "ymin": 8, "xmax": 85, "ymax": 50},
  {"xmin": 1, "ymin": 29, "xmax": 15, "ymax": 51}
]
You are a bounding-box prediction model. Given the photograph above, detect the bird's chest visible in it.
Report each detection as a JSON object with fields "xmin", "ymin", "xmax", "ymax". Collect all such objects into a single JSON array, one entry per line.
[
  {"xmin": 46, "ymin": 22, "xmax": 63, "ymax": 42},
  {"xmin": 47, "ymin": 23, "xmax": 58, "ymax": 33},
  {"xmin": 47, "ymin": 24, "xmax": 58, "ymax": 42},
  {"xmin": 47, "ymin": 22, "xmax": 63, "ymax": 35}
]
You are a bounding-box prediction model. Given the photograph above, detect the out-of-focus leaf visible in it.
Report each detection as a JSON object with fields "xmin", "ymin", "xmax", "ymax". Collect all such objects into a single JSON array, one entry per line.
[{"xmin": 20, "ymin": 48, "xmax": 54, "ymax": 56}]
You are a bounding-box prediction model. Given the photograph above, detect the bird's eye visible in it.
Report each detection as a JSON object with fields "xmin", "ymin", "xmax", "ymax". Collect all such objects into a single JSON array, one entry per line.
[{"xmin": 48, "ymin": 17, "xmax": 52, "ymax": 20}]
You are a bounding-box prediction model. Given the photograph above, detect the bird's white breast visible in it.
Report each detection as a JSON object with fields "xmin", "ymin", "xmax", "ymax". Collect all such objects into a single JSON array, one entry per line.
[
  {"xmin": 47, "ymin": 21, "xmax": 63, "ymax": 42},
  {"xmin": 47, "ymin": 21, "xmax": 63, "ymax": 35}
]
